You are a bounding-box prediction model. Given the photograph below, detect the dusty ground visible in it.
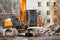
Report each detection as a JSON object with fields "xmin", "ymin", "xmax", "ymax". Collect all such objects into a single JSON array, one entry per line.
[{"xmin": 0, "ymin": 35, "xmax": 60, "ymax": 40}]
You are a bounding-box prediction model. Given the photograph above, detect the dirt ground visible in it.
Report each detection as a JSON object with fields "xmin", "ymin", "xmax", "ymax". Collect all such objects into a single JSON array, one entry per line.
[{"xmin": 0, "ymin": 35, "xmax": 60, "ymax": 40}]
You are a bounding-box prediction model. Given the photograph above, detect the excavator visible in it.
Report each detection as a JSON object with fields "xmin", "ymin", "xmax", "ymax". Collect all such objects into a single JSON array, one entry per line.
[
  {"xmin": 4, "ymin": 0, "xmax": 42, "ymax": 36},
  {"xmin": 3, "ymin": 0, "xmax": 27, "ymax": 36},
  {"xmin": 4, "ymin": 0, "xmax": 26, "ymax": 28}
]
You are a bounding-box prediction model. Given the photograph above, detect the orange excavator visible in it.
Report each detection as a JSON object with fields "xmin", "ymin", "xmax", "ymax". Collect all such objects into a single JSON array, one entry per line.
[{"xmin": 4, "ymin": 0, "xmax": 26, "ymax": 28}]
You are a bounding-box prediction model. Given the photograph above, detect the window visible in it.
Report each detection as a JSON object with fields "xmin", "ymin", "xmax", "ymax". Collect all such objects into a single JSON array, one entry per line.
[
  {"xmin": 54, "ymin": 10, "xmax": 57, "ymax": 15},
  {"xmin": 47, "ymin": 2, "xmax": 50, "ymax": 6},
  {"xmin": 47, "ymin": 10, "xmax": 50, "ymax": 15},
  {"xmin": 38, "ymin": 2, "xmax": 41, "ymax": 7},
  {"xmin": 54, "ymin": 2, "xmax": 56, "ymax": 6},
  {"xmin": 47, "ymin": 19, "xmax": 50, "ymax": 23},
  {"xmin": 54, "ymin": 19, "xmax": 57, "ymax": 23}
]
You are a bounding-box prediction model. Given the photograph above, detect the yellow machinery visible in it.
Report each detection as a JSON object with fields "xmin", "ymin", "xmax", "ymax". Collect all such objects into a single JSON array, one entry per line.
[
  {"xmin": 4, "ymin": 18, "xmax": 13, "ymax": 27},
  {"xmin": 4, "ymin": 0, "xmax": 26, "ymax": 27}
]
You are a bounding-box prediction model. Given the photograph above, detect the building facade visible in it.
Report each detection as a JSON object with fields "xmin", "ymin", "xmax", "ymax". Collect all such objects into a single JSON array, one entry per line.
[{"xmin": 26, "ymin": 0, "xmax": 58, "ymax": 27}]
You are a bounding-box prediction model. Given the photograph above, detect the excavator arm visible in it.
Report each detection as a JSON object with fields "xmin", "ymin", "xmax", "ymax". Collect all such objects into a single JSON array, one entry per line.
[{"xmin": 20, "ymin": 0, "xmax": 26, "ymax": 22}]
